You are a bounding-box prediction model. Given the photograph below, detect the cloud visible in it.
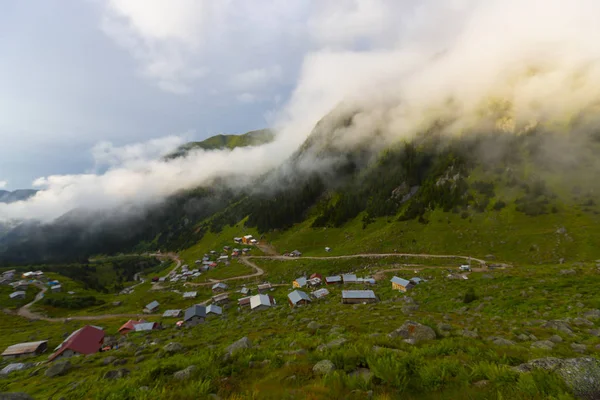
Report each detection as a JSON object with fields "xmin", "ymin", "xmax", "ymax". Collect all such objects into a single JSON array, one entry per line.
[
  {"xmin": 0, "ymin": 181, "xmax": 7, "ymax": 189},
  {"xmin": 236, "ymin": 93, "xmax": 258, "ymax": 104},
  {"xmin": 230, "ymin": 66, "xmax": 283, "ymax": 91}
]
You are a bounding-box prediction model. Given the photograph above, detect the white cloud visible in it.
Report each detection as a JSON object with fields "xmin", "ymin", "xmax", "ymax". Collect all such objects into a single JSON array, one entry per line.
[
  {"xmin": 236, "ymin": 93, "xmax": 257, "ymax": 104},
  {"xmin": 230, "ymin": 66, "xmax": 283, "ymax": 91},
  {"xmin": 0, "ymin": 181, "xmax": 7, "ymax": 189}
]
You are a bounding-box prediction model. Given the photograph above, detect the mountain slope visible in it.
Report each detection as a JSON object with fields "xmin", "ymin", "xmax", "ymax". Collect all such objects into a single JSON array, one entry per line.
[{"xmin": 0, "ymin": 189, "xmax": 37, "ymax": 204}]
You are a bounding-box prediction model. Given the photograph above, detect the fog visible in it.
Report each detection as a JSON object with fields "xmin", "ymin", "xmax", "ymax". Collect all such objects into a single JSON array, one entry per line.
[{"xmin": 3, "ymin": 0, "xmax": 600, "ymax": 222}]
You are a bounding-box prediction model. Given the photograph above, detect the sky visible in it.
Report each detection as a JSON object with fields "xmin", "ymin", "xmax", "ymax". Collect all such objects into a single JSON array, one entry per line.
[{"xmin": 2, "ymin": 0, "xmax": 600, "ymax": 221}]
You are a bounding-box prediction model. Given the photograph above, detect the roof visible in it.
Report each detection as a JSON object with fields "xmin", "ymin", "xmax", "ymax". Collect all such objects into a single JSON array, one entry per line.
[
  {"xmin": 257, "ymin": 283, "xmax": 272, "ymax": 290},
  {"xmin": 310, "ymin": 273, "xmax": 322, "ymax": 279},
  {"xmin": 238, "ymin": 296, "xmax": 251, "ymax": 305},
  {"xmin": 134, "ymin": 322, "xmax": 157, "ymax": 332},
  {"xmin": 184, "ymin": 305, "xmax": 206, "ymax": 321},
  {"xmin": 162, "ymin": 309, "xmax": 182, "ymax": 317},
  {"xmin": 51, "ymin": 285, "xmax": 62, "ymax": 290},
  {"xmin": 212, "ymin": 293, "xmax": 229, "ymax": 302},
  {"xmin": 342, "ymin": 290, "xmax": 377, "ymax": 299},
  {"xmin": 49, "ymin": 326, "xmax": 104, "ymax": 361},
  {"xmin": 9, "ymin": 291, "xmax": 25, "ymax": 299},
  {"xmin": 391, "ymin": 276, "xmax": 411, "ymax": 287},
  {"xmin": 250, "ymin": 294, "xmax": 272, "ymax": 309},
  {"xmin": 410, "ymin": 277, "xmax": 425, "ymax": 284},
  {"xmin": 288, "ymin": 290, "xmax": 311, "ymax": 305},
  {"xmin": 183, "ymin": 292, "xmax": 197, "ymax": 298},
  {"xmin": 326, "ymin": 276, "xmax": 342, "ymax": 283},
  {"xmin": 118, "ymin": 319, "xmax": 146, "ymax": 333},
  {"xmin": 212, "ymin": 282, "xmax": 228, "ymax": 290},
  {"xmin": 312, "ymin": 288, "xmax": 330, "ymax": 299},
  {"xmin": 294, "ymin": 277, "xmax": 307, "ymax": 287},
  {"xmin": 2, "ymin": 341, "xmax": 47, "ymax": 356},
  {"xmin": 243, "ymin": 235, "xmax": 253, "ymax": 239},
  {"xmin": 343, "ymin": 274, "xmax": 357, "ymax": 282},
  {"xmin": 240, "ymin": 287, "xmax": 249, "ymax": 295},
  {"xmin": 206, "ymin": 304, "xmax": 222, "ymax": 315},
  {"xmin": 145, "ymin": 301, "xmax": 159, "ymax": 310}
]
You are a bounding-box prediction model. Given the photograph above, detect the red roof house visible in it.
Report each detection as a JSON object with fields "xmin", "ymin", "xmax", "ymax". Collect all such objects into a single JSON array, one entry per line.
[
  {"xmin": 49, "ymin": 325, "xmax": 105, "ymax": 361},
  {"xmin": 118, "ymin": 319, "xmax": 147, "ymax": 335}
]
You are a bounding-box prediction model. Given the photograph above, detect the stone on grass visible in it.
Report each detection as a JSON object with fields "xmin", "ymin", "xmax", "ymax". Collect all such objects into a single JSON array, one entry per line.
[
  {"xmin": 388, "ymin": 321, "xmax": 436, "ymax": 344},
  {"xmin": 542, "ymin": 320, "xmax": 574, "ymax": 335},
  {"xmin": 173, "ymin": 365, "xmax": 196, "ymax": 380},
  {"xmin": 571, "ymin": 343, "xmax": 587, "ymax": 353},
  {"xmin": 572, "ymin": 318, "xmax": 594, "ymax": 327},
  {"xmin": 549, "ymin": 335, "xmax": 563, "ymax": 343},
  {"xmin": 135, "ymin": 356, "xmax": 146, "ymax": 364},
  {"xmin": 516, "ymin": 334, "xmax": 530, "ymax": 342},
  {"xmin": 461, "ymin": 329, "xmax": 479, "ymax": 339},
  {"xmin": 307, "ymin": 321, "xmax": 322, "ymax": 331},
  {"xmin": 349, "ymin": 368, "xmax": 372, "ymax": 381},
  {"xmin": 103, "ymin": 368, "xmax": 130, "ymax": 380},
  {"xmin": 225, "ymin": 337, "xmax": 252, "ymax": 356},
  {"xmin": 531, "ymin": 340, "xmax": 555, "ymax": 350},
  {"xmin": 583, "ymin": 309, "xmax": 600, "ymax": 320},
  {"xmin": 514, "ymin": 357, "xmax": 600, "ymax": 399},
  {"xmin": 490, "ymin": 337, "xmax": 515, "ymax": 346},
  {"xmin": 45, "ymin": 361, "xmax": 71, "ymax": 378},
  {"xmin": 313, "ymin": 360, "xmax": 335, "ymax": 375},
  {"xmin": 163, "ymin": 342, "xmax": 183, "ymax": 354}
]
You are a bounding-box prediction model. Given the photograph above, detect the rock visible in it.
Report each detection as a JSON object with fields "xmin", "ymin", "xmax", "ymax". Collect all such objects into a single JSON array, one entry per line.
[
  {"xmin": 473, "ymin": 303, "xmax": 485, "ymax": 312},
  {"xmin": 225, "ymin": 337, "xmax": 252, "ymax": 356},
  {"xmin": 473, "ymin": 380, "xmax": 490, "ymax": 388},
  {"xmin": 542, "ymin": 320, "xmax": 574, "ymax": 335},
  {"xmin": 45, "ymin": 361, "xmax": 71, "ymax": 378},
  {"xmin": 560, "ymin": 269, "xmax": 576, "ymax": 275},
  {"xmin": 388, "ymin": 321, "xmax": 436, "ymax": 343},
  {"xmin": 112, "ymin": 301, "xmax": 122, "ymax": 306},
  {"xmin": 307, "ymin": 321, "xmax": 322, "ymax": 331},
  {"xmin": 0, "ymin": 394, "xmax": 35, "ymax": 400},
  {"xmin": 135, "ymin": 356, "xmax": 146, "ymax": 364},
  {"xmin": 173, "ymin": 365, "xmax": 196, "ymax": 380},
  {"xmin": 584, "ymin": 309, "xmax": 600, "ymax": 320},
  {"xmin": 516, "ymin": 334, "xmax": 530, "ymax": 342},
  {"xmin": 461, "ymin": 329, "xmax": 479, "ymax": 339},
  {"xmin": 589, "ymin": 329, "xmax": 600, "ymax": 337},
  {"xmin": 485, "ymin": 254, "xmax": 496, "ymax": 260},
  {"xmin": 163, "ymin": 342, "xmax": 183, "ymax": 354},
  {"xmin": 312, "ymin": 360, "xmax": 335, "ymax": 375},
  {"xmin": 491, "ymin": 337, "xmax": 515, "ymax": 346},
  {"xmin": 324, "ymin": 338, "xmax": 347, "ymax": 350},
  {"xmin": 529, "ymin": 334, "xmax": 538, "ymax": 341},
  {"xmin": 102, "ymin": 357, "xmax": 116, "ymax": 365},
  {"xmin": 139, "ymin": 387, "xmax": 149, "ymax": 391},
  {"xmin": 531, "ymin": 340, "xmax": 555, "ymax": 350},
  {"xmin": 549, "ymin": 335, "xmax": 563, "ymax": 343},
  {"xmin": 438, "ymin": 323, "xmax": 452, "ymax": 332},
  {"xmin": 103, "ymin": 368, "xmax": 130, "ymax": 380},
  {"xmin": 349, "ymin": 368, "xmax": 372, "ymax": 381},
  {"xmin": 571, "ymin": 343, "xmax": 587, "ymax": 353},
  {"xmin": 573, "ymin": 317, "xmax": 594, "ymax": 327},
  {"xmin": 514, "ymin": 357, "xmax": 600, "ymax": 399},
  {"xmin": 113, "ymin": 359, "xmax": 127, "ymax": 366},
  {"xmin": 285, "ymin": 375, "xmax": 297, "ymax": 382},
  {"xmin": 402, "ymin": 305, "xmax": 419, "ymax": 314}
]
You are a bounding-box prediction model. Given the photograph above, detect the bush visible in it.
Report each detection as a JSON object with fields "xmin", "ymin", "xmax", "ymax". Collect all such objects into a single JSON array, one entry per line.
[
  {"xmin": 463, "ymin": 288, "xmax": 478, "ymax": 304},
  {"xmin": 43, "ymin": 295, "xmax": 104, "ymax": 309},
  {"xmin": 493, "ymin": 200, "xmax": 506, "ymax": 211}
]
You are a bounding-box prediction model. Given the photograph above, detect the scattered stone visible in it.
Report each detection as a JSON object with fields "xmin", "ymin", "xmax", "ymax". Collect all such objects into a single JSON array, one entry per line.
[
  {"xmin": 571, "ymin": 343, "xmax": 587, "ymax": 353},
  {"xmin": 531, "ymin": 340, "xmax": 555, "ymax": 350},
  {"xmin": 225, "ymin": 337, "xmax": 252, "ymax": 356},
  {"xmin": 173, "ymin": 365, "xmax": 196, "ymax": 380},
  {"xmin": 473, "ymin": 380, "xmax": 490, "ymax": 388},
  {"xmin": 438, "ymin": 323, "xmax": 452, "ymax": 332},
  {"xmin": 461, "ymin": 329, "xmax": 479, "ymax": 339},
  {"xmin": 549, "ymin": 335, "xmax": 563, "ymax": 343},
  {"xmin": 573, "ymin": 317, "xmax": 593, "ymax": 327},
  {"xmin": 589, "ymin": 329, "xmax": 600, "ymax": 337},
  {"xmin": 584, "ymin": 309, "xmax": 600, "ymax": 320},
  {"xmin": 473, "ymin": 303, "xmax": 485, "ymax": 312},
  {"xmin": 135, "ymin": 356, "xmax": 146, "ymax": 364},
  {"xmin": 312, "ymin": 360, "xmax": 335, "ymax": 375},
  {"xmin": 388, "ymin": 321, "xmax": 436, "ymax": 344},
  {"xmin": 307, "ymin": 321, "xmax": 322, "ymax": 331},
  {"xmin": 516, "ymin": 334, "xmax": 530, "ymax": 342},
  {"xmin": 485, "ymin": 254, "xmax": 496, "ymax": 260},
  {"xmin": 163, "ymin": 342, "xmax": 183, "ymax": 354},
  {"xmin": 45, "ymin": 361, "xmax": 71, "ymax": 378},
  {"xmin": 0, "ymin": 394, "xmax": 35, "ymax": 400},
  {"xmin": 529, "ymin": 334, "xmax": 538, "ymax": 341},
  {"xmin": 513, "ymin": 357, "xmax": 600, "ymax": 399},
  {"xmin": 576, "ymin": 302, "xmax": 585, "ymax": 308},
  {"xmin": 349, "ymin": 368, "xmax": 372, "ymax": 381},
  {"xmin": 103, "ymin": 368, "xmax": 130, "ymax": 380},
  {"xmin": 321, "ymin": 338, "xmax": 347, "ymax": 350},
  {"xmin": 287, "ymin": 315, "xmax": 294, "ymax": 321},
  {"xmin": 285, "ymin": 375, "xmax": 297, "ymax": 382},
  {"xmin": 139, "ymin": 387, "xmax": 149, "ymax": 392},
  {"xmin": 282, "ymin": 349, "xmax": 306, "ymax": 356},
  {"xmin": 542, "ymin": 320, "xmax": 574, "ymax": 335},
  {"xmin": 402, "ymin": 305, "xmax": 419, "ymax": 314},
  {"xmin": 112, "ymin": 301, "xmax": 122, "ymax": 307},
  {"xmin": 113, "ymin": 359, "xmax": 127, "ymax": 366},
  {"xmin": 490, "ymin": 337, "xmax": 515, "ymax": 346},
  {"xmin": 560, "ymin": 269, "xmax": 576, "ymax": 275}
]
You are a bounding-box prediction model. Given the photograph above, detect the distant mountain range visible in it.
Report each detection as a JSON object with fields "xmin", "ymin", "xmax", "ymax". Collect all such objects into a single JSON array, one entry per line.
[
  {"xmin": 165, "ymin": 129, "xmax": 274, "ymax": 159},
  {"xmin": 0, "ymin": 189, "xmax": 37, "ymax": 204}
]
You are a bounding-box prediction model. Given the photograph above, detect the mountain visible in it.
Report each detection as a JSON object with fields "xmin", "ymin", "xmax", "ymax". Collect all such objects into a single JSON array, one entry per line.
[
  {"xmin": 0, "ymin": 189, "xmax": 37, "ymax": 204},
  {"xmin": 165, "ymin": 128, "xmax": 274, "ymax": 159}
]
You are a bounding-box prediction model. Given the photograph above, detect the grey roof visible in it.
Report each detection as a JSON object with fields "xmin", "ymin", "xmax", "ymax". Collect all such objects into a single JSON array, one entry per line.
[
  {"xmin": 312, "ymin": 288, "xmax": 330, "ymax": 298},
  {"xmin": 145, "ymin": 300, "xmax": 160, "ymax": 310},
  {"xmin": 183, "ymin": 292, "xmax": 197, "ymax": 298},
  {"xmin": 212, "ymin": 293, "xmax": 230, "ymax": 302},
  {"xmin": 250, "ymin": 294, "xmax": 272, "ymax": 309},
  {"xmin": 162, "ymin": 309, "xmax": 182, "ymax": 317},
  {"xmin": 325, "ymin": 276, "xmax": 342, "ymax": 283},
  {"xmin": 9, "ymin": 291, "xmax": 25, "ymax": 299},
  {"xmin": 342, "ymin": 290, "xmax": 377, "ymax": 299},
  {"xmin": 342, "ymin": 274, "xmax": 357, "ymax": 282},
  {"xmin": 391, "ymin": 276, "xmax": 411, "ymax": 287},
  {"xmin": 240, "ymin": 287, "xmax": 249, "ymax": 295},
  {"xmin": 212, "ymin": 282, "xmax": 228, "ymax": 290},
  {"xmin": 294, "ymin": 277, "xmax": 307, "ymax": 287},
  {"xmin": 184, "ymin": 305, "xmax": 206, "ymax": 321},
  {"xmin": 206, "ymin": 304, "xmax": 222, "ymax": 315},
  {"xmin": 257, "ymin": 283, "xmax": 272, "ymax": 290},
  {"xmin": 133, "ymin": 323, "xmax": 156, "ymax": 332},
  {"xmin": 410, "ymin": 277, "xmax": 425, "ymax": 284},
  {"xmin": 288, "ymin": 290, "xmax": 311, "ymax": 305},
  {"xmin": 51, "ymin": 285, "xmax": 62, "ymax": 290}
]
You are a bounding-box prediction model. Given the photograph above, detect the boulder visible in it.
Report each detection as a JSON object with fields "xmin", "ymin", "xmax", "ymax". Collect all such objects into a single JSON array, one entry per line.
[
  {"xmin": 560, "ymin": 269, "xmax": 576, "ymax": 275},
  {"xmin": 45, "ymin": 361, "xmax": 71, "ymax": 378},
  {"xmin": 489, "ymin": 337, "xmax": 515, "ymax": 346},
  {"xmin": 225, "ymin": 337, "xmax": 252, "ymax": 355},
  {"xmin": 163, "ymin": 342, "xmax": 183, "ymax": 354},
  {"xmin": 531, "ymin": 340, "xmax": 555, "ymax": 350},
  {"xmin": 402, "ymin": 305, "xmax": 419, "ymax": 314},
  {"xmin": 173, "ymin": 365, "xmax": 196, "ymax": 380},
  {"xmin": 102, "ymin": 356, "xmax": 116, "ymax": 366},
  {"xmin": 589, "ymin": 329, "xmax": 600, "ymax": 337},
  {"xmin": 307, "ymin": 321, "xmax": 322, "ymax": 331},
  {"xmin": 312, "ymin": 360, "xmax": 335, "ymax": 375},
  {"xmin": 572, "ymin": 318, "xmax": 594, "ymax": 327},
  {"xmin": 113, "ymin": 359, "xmax": 127, "ymax": 366},
  {"xmin": 549, "ymin": 335, "xmax": 563, "ymax": 343},
  {"xmin": 461, "ymin": 329, "xmax": 479, "ymax": 339},
  {"xmin": 542, "ymin": 320, "xmax": 574, "ymax": 335},
  {"xmin": 516, "ymin": 334, "xmax": 530, "ymax": 342},
  {"xmin": 571, "ymin": 343, "xmax": 587, "ymax": 353},
  {"xmin": 388, "ymin": 321, "xmax": 436, "ymax": 344},
  {"xmin": 103, "ymin": 368, "xmax": 130, "ymax": 380},
  {"xmin": 583, "ymin": 309, "xmax": 600, "ymax": 320},
  {"xmin": 135, "ymin": 355, "xmax": 146, "ymax": 364},
  {"xmin": 0, "ymin": 394, "xmax": 35, "ymax": 400},
  {"xmin": 514, "ymin": 357, "xmax": 600, "ymax": 399},
  {"xmin": 349, "ymin": 368, "xmax": 372, "ymax": 381}
]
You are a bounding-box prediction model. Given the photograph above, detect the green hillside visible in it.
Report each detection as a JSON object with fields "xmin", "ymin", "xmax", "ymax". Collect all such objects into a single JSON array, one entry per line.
[{"xmin": 165, "ymin": 129, "xmax": 274, "ymax": 159}]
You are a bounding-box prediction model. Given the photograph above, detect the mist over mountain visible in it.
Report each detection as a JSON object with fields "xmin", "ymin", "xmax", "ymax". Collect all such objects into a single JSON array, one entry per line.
[{"xmin": 0, "ymin": 190, "xmax": 37, "ymax": 204}]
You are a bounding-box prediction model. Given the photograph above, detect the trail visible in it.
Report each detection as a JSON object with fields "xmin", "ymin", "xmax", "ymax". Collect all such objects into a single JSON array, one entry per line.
[
  {"xmin": 184, "ymin": 257, "xmax": 264, "ymax": 287},
  {"xmin": 247, "ymin": 253, "xmax": 490, "ymax": 265}
]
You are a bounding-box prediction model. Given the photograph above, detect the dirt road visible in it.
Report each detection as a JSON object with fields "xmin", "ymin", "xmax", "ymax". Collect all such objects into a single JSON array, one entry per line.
[
  {"xmin": 184, "ymin": 257, "xmax": 264, "ymax": 287},
  {"xmin": 248, "ymin": 253, "xmax": 490, "ymax": 265}
]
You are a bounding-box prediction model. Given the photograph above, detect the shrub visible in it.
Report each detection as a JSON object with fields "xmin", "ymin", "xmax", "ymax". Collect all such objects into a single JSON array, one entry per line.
[
  {"xmin": 463, "ymin": 288, "xmax": 478, "ymax": 304},
  {"xmin": 367, "ymin": 353, "xmax": 409, "ymax": 389},
  {"xmin": 493, "ymin": 200, "xmax": 506, "ymax": 211}
]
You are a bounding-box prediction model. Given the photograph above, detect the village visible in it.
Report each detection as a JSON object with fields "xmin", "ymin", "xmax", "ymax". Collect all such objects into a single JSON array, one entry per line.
[{"xmin": 0, "ymin": 233, "xmax": 480, "ymax": 373}]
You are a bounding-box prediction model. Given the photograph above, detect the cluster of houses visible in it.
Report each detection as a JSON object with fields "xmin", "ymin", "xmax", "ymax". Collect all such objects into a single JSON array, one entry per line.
[
  {"xmin": 233, "ymin": 235, "xmax": 258, "ymax": 246},
  {"xmin": 4, "ymin": 270, "xmax": 59, "ymax": 301}
]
